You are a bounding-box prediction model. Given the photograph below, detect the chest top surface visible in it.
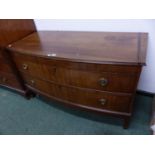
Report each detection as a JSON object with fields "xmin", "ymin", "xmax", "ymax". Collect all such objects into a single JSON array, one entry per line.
[{"xmin": 7, "ymin": 31, "xmax": 148, "ymax": 65}]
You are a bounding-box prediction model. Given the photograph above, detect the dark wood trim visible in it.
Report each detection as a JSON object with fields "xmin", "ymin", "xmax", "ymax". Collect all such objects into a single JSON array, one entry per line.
[{"xmin": 123, "ymin": 116, "xmax": 131, "ymax": 129}]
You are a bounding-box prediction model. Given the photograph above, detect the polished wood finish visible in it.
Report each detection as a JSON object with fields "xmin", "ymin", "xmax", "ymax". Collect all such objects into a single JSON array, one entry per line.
[
  {"xmin": 0, "ymin": 19, "xmax": 36, "ymax": 47},
  {"xmin": 12, "ymin": 52, "xmax": 141, "ymax": 93},
  {"xmin": 23, "ymin": 74, "xmax": 133, "ymax": 113},
  {"xmin": 0, "ymin": 49, "xmax": 3, "ymax": 58},
  {"xmin": 0, "ymin": 19, "xmax": 36, "ymax": 95},
  {"xmin": 8, "ymin": 31, "xmax": 148, "ymax": 65},
  {"xmin": 7, "ymin": 31, "xmax": 148, "ymax": 128},
  {"xmin": 0, "ymin": 71, "xmax": 22, "ymax": 89}
]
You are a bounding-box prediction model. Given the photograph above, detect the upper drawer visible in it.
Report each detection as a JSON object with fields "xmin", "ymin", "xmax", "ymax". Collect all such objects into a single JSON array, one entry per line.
[{"xmin": 12, "ymin": 52, "xmax": 141, "ymax": 93}]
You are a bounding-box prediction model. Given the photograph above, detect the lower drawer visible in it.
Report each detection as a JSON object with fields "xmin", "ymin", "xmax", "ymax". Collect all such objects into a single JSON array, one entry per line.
[
  {"xmin": 0, "ymin": 72, "xmax": 21, "ymax": 89},
  {"xmin": 24, "ymin": 75, "xmax": 133, "ymax": 113}
]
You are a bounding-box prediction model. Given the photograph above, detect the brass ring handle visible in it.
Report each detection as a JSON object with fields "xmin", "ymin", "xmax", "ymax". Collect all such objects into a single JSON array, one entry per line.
[
  {"xmin": 2, "ymin": 77, "xmax": 7, "ymax": 83},
  {"xmin": 99, "ymin": 78, "xmax": 108, "ymax": 86},
  {"xmin": 30, "ymin": 80, "xmax": 35, "ymax": 85},
  {"xmin": 99, "ymin": 98, "xmax": 106, "ymax": 105},
  {"xmin": 22, "ymin": 64, "xmax": 28, "ymax": 70}
]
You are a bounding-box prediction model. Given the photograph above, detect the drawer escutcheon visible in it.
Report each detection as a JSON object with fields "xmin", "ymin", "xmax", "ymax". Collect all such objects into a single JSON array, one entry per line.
[
  {"xmin": 30, "ymin": 80, "xmax": 35, "ymax": 85},
  {"xmin": 99, "ymin": 78, "xmax": 108, "ymax": 86},
  {"xmin": 22, "ymin": 64, "xmax": 28, "ymax": 70},
  {"xmin": 99, "ymin": 98, "xmax": 107, "ymax": 105}
]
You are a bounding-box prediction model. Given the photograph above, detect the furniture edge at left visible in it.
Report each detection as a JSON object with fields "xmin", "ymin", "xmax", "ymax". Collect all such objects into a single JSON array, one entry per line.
[{"xmin": 0, "ymin": 19, "xmax": 36, "ymax": 98}]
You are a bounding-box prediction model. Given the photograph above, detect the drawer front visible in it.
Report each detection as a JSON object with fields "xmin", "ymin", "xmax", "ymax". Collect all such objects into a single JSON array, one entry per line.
[
  {"xmin": 12, "ymin": 52, "xmax": 141, "ymax": 73},
  {"xmin": 24, "ymin": 75, "xmax": 132, "ymax": 113},
  {"xmin": 13, "ymin": 53, "xmax": 140, "ymax": 93},
  {"xmin": 51, "ymin": 68, "xmax": 139, "ymax": 93},
  {"xmin": 0, "ymin": 50, "xmax": 3, "ymax": 58},
  {"xmin": 0, "ymin": 72, "xmax": 21, "ymax": 89},
  {"xmin": 0, "ymin": 49, "xmax": 3, "ymax": 58},
  {"xmin": 12, "ymin": 53, "xmax": 46, "ymax": 80},
  {"xmin": 0, "ymin": 59, "xmax": 13, "ymax": 73}
]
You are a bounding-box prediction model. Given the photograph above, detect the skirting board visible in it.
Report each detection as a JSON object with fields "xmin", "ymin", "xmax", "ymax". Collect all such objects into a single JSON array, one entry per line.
[{"xmin": 136, "ymin": 89, "xmax": 154, "ymax": 97}]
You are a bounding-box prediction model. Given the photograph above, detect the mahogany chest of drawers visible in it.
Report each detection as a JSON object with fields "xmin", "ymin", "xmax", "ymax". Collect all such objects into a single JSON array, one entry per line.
[
  {"xmin": 0, "ymin": 19, "xmax": 36, "ymax": 96},
  {"xmin": 7, "ymin": 31, "xmax": 148, "ymax": 128},
  {"xmin": 0, "ymin": 49, "xmax": 22, "ymax": 90}
]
